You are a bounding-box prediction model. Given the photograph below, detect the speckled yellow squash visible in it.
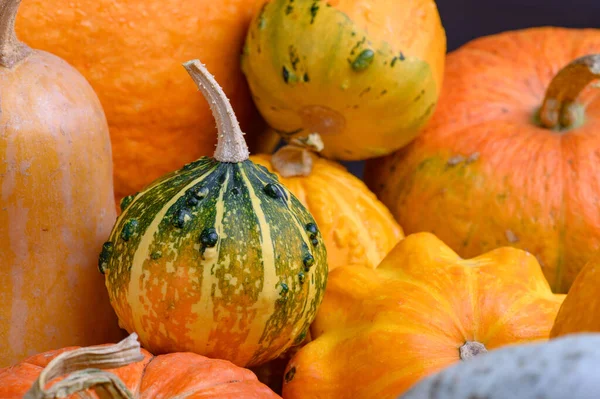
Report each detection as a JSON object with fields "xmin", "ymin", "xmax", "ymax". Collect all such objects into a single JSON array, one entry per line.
[
  {"xmin": 241, "ymin": 0, "xmax": 446, "ymax": 160},
  {"xmin": 99, "ymin": 60, "xmax": 328, "ymax": 368}
]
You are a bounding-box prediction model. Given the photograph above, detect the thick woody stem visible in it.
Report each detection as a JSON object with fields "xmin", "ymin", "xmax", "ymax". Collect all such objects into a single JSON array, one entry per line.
[
  {"xmin": 539, "ymin": 54, "xmax": 600, "ymax": 130},
  {"xmin": 182, "ymin": 59, "xmax": 250, "ymax": 163},
  {"xmin": 0, "ymin": 0, "xmax": 32, "ymax": 68}
]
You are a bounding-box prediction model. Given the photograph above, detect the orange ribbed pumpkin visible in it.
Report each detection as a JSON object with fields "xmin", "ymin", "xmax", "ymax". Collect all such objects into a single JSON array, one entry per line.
[
  {"xmin": 366, "ymin": 28, "xmax": 600, "ymax": 293},
  {"xmin": 0, "ymin": 334, "xmax": 281, "ymax": 398},
  {"xmin": 16, "ymin": 0, "xmax": 267, "ymax": 203},
  {"xmin": 0, "ymin": 0, "xmax": 122, "ymax": 367}
]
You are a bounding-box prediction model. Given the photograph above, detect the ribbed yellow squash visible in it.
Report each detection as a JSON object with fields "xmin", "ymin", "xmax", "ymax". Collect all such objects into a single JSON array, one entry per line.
[
  {"xmin": 283, "ymin": 233, "xmax": 565, "ymax": 398},
  {"xmin": 250, "ymin": 152, "xmax": 403, "ymax": 270}
]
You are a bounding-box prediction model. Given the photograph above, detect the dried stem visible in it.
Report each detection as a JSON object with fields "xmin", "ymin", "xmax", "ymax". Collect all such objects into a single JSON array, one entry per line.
[
  {"xmin": 539, "ymin": 54, "xmax": 600, "ymax": 130},
  {"xmin": 24, "ymin": 333, "xmax": 144, "ymax": 399},
  {"xmin": 459, "ymin": 341, "xmax": 487, "ymax": 361},
  {"xmin": 0, "ymin": 0, "xmax": 32, "ymax": 68},
  {"xmin": 182, "ymin": 59, "xmax": 250, "ymax": 163},
  {"xmin": 271, "ymin": 133, "xmax": 324, "ymax": 177}
]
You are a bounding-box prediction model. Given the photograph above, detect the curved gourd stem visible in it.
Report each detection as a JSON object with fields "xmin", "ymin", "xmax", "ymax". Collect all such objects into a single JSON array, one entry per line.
[
  {"xmin": 24, "ymin": 333, "xmax": 144, "ymax": 399},
  {"xmin": 539, "ymin": 54, "xmax": 600, "ymax": 130},
  {"xmin": 0, "ymin": 0, "xmax": 31, "ymax": 68},
  {"xmin": 182, "ymin": 59, "xmax": 250, "ymax": 163}
]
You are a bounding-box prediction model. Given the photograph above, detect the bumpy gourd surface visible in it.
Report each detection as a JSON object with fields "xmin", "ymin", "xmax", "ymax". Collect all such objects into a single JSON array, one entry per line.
[
  {"xmin": 251, "ymin": 154, "xmax": 403, "ymax": 270},
  {"xmin": 242, "ymin": 0, "xmax": 445, "ymax": 160},
  {"xmin": 17, "ymin": 0, "xmax": 265, "ymax": 202},
  {"xmin": 101, "ymin": 158, "xmax": 327, "ymax": 367}
]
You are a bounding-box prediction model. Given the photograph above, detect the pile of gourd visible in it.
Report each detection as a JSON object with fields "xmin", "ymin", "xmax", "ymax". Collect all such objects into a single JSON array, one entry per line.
[{"xmin": 2, "ymin": 0, "xmax": 600, "ymax": 397}]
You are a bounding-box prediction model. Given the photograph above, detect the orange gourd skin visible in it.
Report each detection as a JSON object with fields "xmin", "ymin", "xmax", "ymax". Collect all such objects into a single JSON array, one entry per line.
[
  {"xmin": 16, "ymin": 0, "xmax": 266, "ymax": 203},
  {"xmin": 251, "ymin": 154, "xmax": 403, "ymax": 270},
  {"xmin": 0, "ymin": 50, "xmax": 122, "ymax": 366},
  {"xmin": 282, "ymin": 233, "xmax": 565, "ymax": 399},
  {"xmin": 0, "ymin": 345, "xmax": 281, "ymax": 398},
  {"xmin": 365, "ymin": 27, "xmax": 600, "ymax": 293},
  {"xmin": 551, "ymin": 255, "xmax": 600, "ymax": 337}
]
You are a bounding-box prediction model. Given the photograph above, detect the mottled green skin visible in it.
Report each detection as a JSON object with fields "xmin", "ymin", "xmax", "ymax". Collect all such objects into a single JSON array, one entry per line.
[
  {"xmin": 241, "ymin": 0, "xmax": 445, "ymax": 160},
  {"xmin": 100, "ymin": 157, "xmax": 328, "ymax": 366}
]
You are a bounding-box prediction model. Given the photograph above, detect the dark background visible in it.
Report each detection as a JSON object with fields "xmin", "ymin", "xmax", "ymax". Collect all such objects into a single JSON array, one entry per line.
[{"xmin": 342, "ymin": 0, "xmax": 600, "ymax": 178}]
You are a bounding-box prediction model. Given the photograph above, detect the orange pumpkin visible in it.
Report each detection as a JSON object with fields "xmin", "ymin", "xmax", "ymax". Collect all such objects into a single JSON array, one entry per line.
[
  {"xmin": 251, "ymin": 143, "xmax": 403, "ymax": 270},
  {"xmin": 365, "ymin": 28, "xmax": 600, "ymax": 293},
  {"xmin": 16, "ymin": 0, "xmax": 267, "ymax": 203},
  {"xmin": 0, "ymin": 0, "xmax": 122, "ymax": 367},
  {"xmin": 551, "ymin": 255, "xmax": 600, "ymax": 338},
  {"xmin": 282, "ymin": 233, "xmax": 565, "ymax": 399},
  {"xmin": 0, "ymin": 334, "xmax": 281, "ymax": 398}
]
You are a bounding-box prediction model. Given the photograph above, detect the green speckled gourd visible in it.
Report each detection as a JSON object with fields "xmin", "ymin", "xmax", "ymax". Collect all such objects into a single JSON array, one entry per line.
[
  {"xmin": 99, "ymin": 59, "xmax": 328, "ymax": 368},
  {"xmin": 241, "ymin": 0, "xmax": 446, "ymax": 160}
]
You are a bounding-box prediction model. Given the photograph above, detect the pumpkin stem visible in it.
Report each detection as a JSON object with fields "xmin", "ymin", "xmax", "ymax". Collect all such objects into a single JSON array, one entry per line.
[
  {"xmin": 538, "ymin": 54, "xmax": 600, "ymax": 130},
  {"xmin": 0, "ymin": 0, "xmax": 31, "ymax": 68},
  {"xmin": 271, "ymin": 133, "xmax": 324, "ymax": 177},
  {"xmin": 182, "ymin": 59, "xmax": 250, "ymax": 163},
  {"xmin": 459, "ymin": 341, "xmax": 487, "ymax": 360},
  {"xmin": 24, "ymin": 333, "xmax": 144, "ymax": 399}
]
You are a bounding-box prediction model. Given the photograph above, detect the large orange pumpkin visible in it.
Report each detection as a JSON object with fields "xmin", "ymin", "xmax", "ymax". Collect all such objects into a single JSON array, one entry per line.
[
  {"xmin": 250, "ymin": 143, "xmax": 403, "ymax": 270},
  {"xmin": 16, "ymin": 0, "xmax": 267, "ymax": 203},
  {"xmin": 0, "ymin": 0, "xmax": 122, "ymax": 367},
  {"xmin": 282, "ymin": 233, "xmax": 565, "ymax": 399},
  {"xmin": 365, "ymin": 28, "xmax": 600, "ymax": 293},
  {"xmin": 550, "ymin": 255, "xmax": 600, "ymax": 338},
  {"xmin": 0, "ymin": 334, "xmax": 281, "ymax": 398}
]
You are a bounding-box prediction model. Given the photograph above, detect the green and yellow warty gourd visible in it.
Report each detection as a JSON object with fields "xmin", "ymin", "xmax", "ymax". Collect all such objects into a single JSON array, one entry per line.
[
  {"xmin": 241, "ymin": 0, "xmax": 446, "ymax": 160},
  {"xmin": 99, "ymin": 60, "xmax": 328, "ymax": 368}
]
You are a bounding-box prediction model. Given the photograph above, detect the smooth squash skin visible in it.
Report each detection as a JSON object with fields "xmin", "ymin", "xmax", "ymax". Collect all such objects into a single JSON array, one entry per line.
[
  {"xmin": 0, "ymin": 0, "xmax": 122, "ymax": 367},
  {"xmin": 16, "ymin": 0, "xmax": 268, "ymax": 204},
  {"xmin": 101, "ymin": 61, "xmax": 328, "ymax": 368},
  {"xmin": 399, "ymin": 334, "xmax": 600, "ymax": 399},
  {"xmin": 365, "ymin": 28, "xmax": 600, "ymax": 293},
  {"xmin": 241, "ymin": 0, "xmax": 446, "ymax": 161},
  {"xmin": 282, "ymin": 233, "xmax": 565, "ymax": 399},
  {"xmin": 551, "ymin": 256, "xmax": 600, "ymax": 337}
]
